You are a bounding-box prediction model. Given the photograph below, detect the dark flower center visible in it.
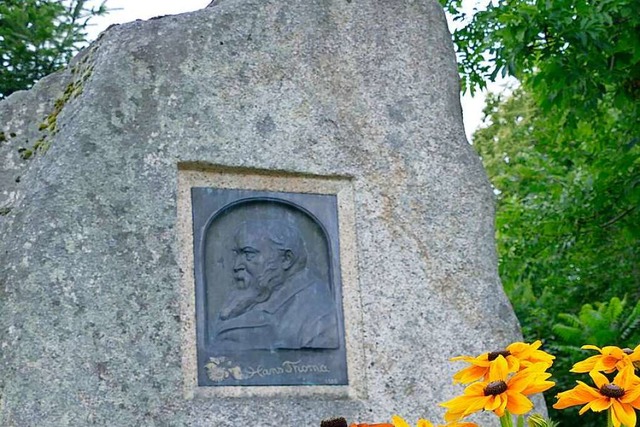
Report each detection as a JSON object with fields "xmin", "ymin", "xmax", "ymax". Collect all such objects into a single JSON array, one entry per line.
[
  {"xmin": 320, "ymin": 418, "xmax": 347, "ymax": 427},
  {"xmin": 623, "ymin": 348, "xmax": 633, "ymax": 355},
  {"xmin": 484, "ymin": 380, "xmax": 508, "ymax": 396},
  {"xmin": 600, "ymin": 384, "xmax": 625, "ymax": 398},
  {"xmin": 488, "ymin": 350, "xmax": 511, "ymax": 361}
]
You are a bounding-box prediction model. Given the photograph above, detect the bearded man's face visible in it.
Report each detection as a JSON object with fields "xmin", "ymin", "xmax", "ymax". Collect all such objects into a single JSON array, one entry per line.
[
  {"xmin": 231, "ymin": 230, "xmax": 285, "ymax": 297},
  {"xmin": 216, "ymin": 231, "xmax": 286, "ymax": 320}
]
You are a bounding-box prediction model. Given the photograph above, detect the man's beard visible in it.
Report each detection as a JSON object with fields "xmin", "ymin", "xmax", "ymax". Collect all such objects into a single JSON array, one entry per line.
[{"xmin": 218, "ymin": 261, "xmax": 284, "ymax": 320}]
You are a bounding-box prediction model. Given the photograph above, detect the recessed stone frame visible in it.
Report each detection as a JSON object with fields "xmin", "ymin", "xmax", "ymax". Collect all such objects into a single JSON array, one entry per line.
[{"xmin": 177, "ymin": 163, "xmax": 365, "ymax": 399}]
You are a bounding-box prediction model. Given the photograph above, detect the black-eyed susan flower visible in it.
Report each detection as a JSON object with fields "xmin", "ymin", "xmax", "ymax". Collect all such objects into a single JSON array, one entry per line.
[
  {"xmin": 441, "ymin": 356, "xmax": 554, "ymax": 422},
  {"xmin": 451, "ymin": 340, "xmax": 555, "ymax": 384},
  {"xmin": 553, "ymin": 365, "xmax": 640, "ymax": 427},
  {"xmin": 571, "ymin": 344, "xmax": 640, "ymax": 374}
]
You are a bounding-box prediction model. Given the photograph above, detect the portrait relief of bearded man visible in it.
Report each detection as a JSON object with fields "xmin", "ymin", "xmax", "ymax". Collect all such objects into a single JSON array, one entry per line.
[{"xmin": 210, "ymin": 219, "xmax": 339, "ymax": 350}]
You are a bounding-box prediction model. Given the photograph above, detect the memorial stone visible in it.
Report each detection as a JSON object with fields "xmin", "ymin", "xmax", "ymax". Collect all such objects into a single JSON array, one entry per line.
[{"xmin": 0, "ymin": 0, "xmax": 523, "ymax": 425}]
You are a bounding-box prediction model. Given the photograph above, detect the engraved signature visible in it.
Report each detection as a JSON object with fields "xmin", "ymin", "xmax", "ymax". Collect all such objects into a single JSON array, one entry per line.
[
  {"xmin": 244, "ymin": 360, "xmax": 330, "ymax": 378},
  {"xmin": 203, "ymin": 358, "xmax": 331, "ymax": 382}
]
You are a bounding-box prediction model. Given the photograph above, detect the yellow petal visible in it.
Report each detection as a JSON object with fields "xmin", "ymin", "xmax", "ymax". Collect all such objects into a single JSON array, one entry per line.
[
  {"xmin": 626, "ymin": 389, "xmax": 640, "ymax": 410},
  {"xmin": 594, "ymin": 355, "xmax": 622, "ymax": 372},
  {"xmin": 602, "ymin": 346, "xmax": 625, "ymax": 358},
  {"xmin": 391, "ymin": 415, "xmax": 411, "ymax": 427},
  {"xmin": 443, "ymin": 408, "xmax": 466, "ymax": 423},
  {"xmin": 571, "ymin": 355, "xmax": 600, "ymax": 373},
  {"xmin": 450, "ymin": 355, "xmax": 476, "ymax": 363},
  {"xmin": 615, "ymin": 365, "xmax": 637, "ymax": 390},
  {"xmin": 441, "ymin": 393, "xmax": 480, "ymax": 413},
  {"xmin": 611, "ymin": 400, "xmax": 637, "ymax": 427},
  {"xmin": 451, "ymin": 354, "xmax": 490, "ymax": 367},
  {"xmin": 462, "ymin": 382, "xmax": 487, "ymax": 397},
  {"xmin": 416, "ymin": 420, "xmax": 433, "ymax": 427},
  {"xmin": 505, "ymin": 355, "xmax": 521, "ymax": 373},
  {"xmin": 452, "ymin": 365, "xmax": 489, "ymax": 384},
  {"xmin": 578, "ymin": 401, "xmax": 592, "ymax": 416},
  {"xmin": 505, "ymin": 391, "xmax": 534, "ymax": 415},
  {"xmin": 485, "ymin": 395, "xmax": 502, "ymax": 411},
  {"xmin": 494, "ymin": 393, "xmax": 508, "ymax": 417},
  {"xmin": 578, "ymin": 397, "xmax": 611, "ymax": 415},
  {"xmin": 581, "ymin": 344, "xmax": 602, "ymax": 351},
  {"xmin": 506, "ymin": 342, "xmax": 529, "ymax": 358},
  {"xmin": 522, "ymin": 379, "xmax": 555, "ymax": 395},
  {"xmin": 588, "ymin": 397, "xmax": 613, "ymax": 412},
  {"xmin": 463, "ymin": 396, "xmax": 492, "ymax": 417},
  {"xmin": 553, "ymin": 382, "xmax": 601, "ymax": 409},
  {"xmin": 488, "ymin": 356, "xmax": 508, "ymax": 382},
  {"xmin": 589, "ymin": 370, "xmax": 610, "ymax": 389},
  {"xmin": 621, "ymin": 382, "xmax": 640, "ymax": 405}
]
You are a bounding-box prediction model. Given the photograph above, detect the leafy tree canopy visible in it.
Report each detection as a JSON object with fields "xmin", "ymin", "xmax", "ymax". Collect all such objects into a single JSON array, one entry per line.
[
  {"xmin": 475, "ymin": 88, "xmax": 639, "ymax": 329},
  {"xmin": 441, "ymin": 0, "xmax": 640, "ymax": 113},
  {"xmin": 0, "ymin": 0, "xmax": 108, "ymax": 99}
]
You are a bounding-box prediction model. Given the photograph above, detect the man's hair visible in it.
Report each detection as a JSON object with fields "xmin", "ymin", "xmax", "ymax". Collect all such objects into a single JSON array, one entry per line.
[{"xmin": 237, "ymin": 220, "xmax": 308, "ymax": 268}]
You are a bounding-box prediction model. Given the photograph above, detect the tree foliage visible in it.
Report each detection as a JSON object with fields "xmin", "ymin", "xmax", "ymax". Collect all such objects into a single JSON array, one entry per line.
[
  {"xmin": 440, "ymin": 0, "xmax": 640, "ymax": 425},
  {"xmin": 474, "ymin": 87, "xmax": 639, "ymax": 329},
  {"xmin": 0, "ymin": 0, "xmax": 108, "ymax": 99},
  {"xmin": 441, "ymin": 0, "xmax": 640, "ymax": 111}
]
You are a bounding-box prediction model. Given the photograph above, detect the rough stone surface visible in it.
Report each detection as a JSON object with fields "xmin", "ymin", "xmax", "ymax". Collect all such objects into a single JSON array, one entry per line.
[{"xmin": 0, "ymin": 0, "xmax": 524, "ymax": 425}]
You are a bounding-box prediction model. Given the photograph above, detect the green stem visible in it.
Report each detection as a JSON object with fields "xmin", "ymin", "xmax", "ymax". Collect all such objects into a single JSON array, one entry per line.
[
  {"xmin": 516, "ymin": 415, "xmax": 524, "ymax": 427},
  {"xmin": 499, "ymin": 411, "xmax": 514, "ymax": 427},
  {"xmin": 607, "ymin": 409, "xmax": 614, "ymax": 427}
]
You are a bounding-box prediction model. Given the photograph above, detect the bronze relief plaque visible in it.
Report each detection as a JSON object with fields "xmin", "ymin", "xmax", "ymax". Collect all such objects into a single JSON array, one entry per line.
[{"xmin": 191, "ymin": 188, "xmax": 348, "ymax": 386}]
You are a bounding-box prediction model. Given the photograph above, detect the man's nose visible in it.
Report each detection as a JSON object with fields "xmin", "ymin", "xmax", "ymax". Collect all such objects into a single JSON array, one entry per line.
[{"xmin": 233, "ymin": 256, "xmax": 244, "ymax": 271}]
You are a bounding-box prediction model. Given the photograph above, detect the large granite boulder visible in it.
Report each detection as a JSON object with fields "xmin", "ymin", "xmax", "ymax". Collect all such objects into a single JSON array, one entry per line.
[{"xmin": 0, "ymin": 0, "xmax": 522, "ymax": 425}]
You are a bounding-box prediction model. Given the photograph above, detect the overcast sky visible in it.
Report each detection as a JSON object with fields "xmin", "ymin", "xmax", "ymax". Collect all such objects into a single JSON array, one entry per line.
[{"xmin": 86, "ymin": 0, "xmax": 510, "ymax": 141}]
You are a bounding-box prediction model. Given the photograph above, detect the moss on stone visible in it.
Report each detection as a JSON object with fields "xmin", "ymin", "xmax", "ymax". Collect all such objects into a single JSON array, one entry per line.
[
  {"xmin": 17, "ymin": 147, "xmax": 33, "ymax": 160},
  {"xmin": 22, "ymin": 46, "xmax": 97, "ymax": 160}
]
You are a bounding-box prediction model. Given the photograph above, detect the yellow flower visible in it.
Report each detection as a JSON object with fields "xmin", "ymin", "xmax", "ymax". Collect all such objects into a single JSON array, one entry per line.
[
  {"xmin": 442, "ymin": 356, "xmax": 554, "ymax": 422},
  {"xmin": 553, "ymin": 365, "xmax": 640, "ymax": 427},
  {"xmin": 571, "ymin": 344, "xmax": 640, "ymax": 374},
  {"xmin": 451, "ymin": 340, "xmax": 555, "ymax": 383}
]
